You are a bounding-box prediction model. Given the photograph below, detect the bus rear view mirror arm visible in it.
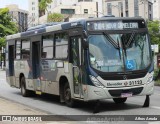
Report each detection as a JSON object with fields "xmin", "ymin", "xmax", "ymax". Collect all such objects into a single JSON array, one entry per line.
[{"xmin": 83, "ymin": 39, "xmax": 89, "ymax": 49}]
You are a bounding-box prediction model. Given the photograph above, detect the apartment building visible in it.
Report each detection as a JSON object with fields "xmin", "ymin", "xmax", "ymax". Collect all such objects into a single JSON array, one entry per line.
[
  {"xmin": 6, "ymin": 4, "xmax": 28, "ymax": 32},
  {"xmin": 103, "ymin": 0, "xmax": 153, "ymax": 20},
  {"xmin": 39, "ymin": 1, "xmax": 97, "ymax": 24},
  {"xmin": 153, "ymin": 0, "xmax": 160, "ymax": 20},
  {"xmin": 28, "ymin": 0, "xmax": 102, "ymax": 27}
]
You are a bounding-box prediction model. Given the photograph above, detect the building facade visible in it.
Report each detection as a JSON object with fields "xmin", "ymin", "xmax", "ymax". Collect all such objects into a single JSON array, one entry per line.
[
  {"xmin": 28, "ymin": 0, "xmax": 102, "ymax": 27},
  {"xmin": 6, "ymin": 4, "xmax": 28, "ymax": 32},
  {"xmin": 103, "ymin": 0, "xmax": 153, "ymax": 20},
  {"xmin": 39, "ymin": 1, "xmax": 97, "ymax": 24},
  {"xmin": 153, "ymin": 0, "xmax": 160, "ymax": 20}
]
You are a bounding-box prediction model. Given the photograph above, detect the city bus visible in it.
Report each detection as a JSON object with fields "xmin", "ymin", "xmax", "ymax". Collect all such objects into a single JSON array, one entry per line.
[{"xmin": 6, "ymin": 17, "xmax": 154, "ymax": 109}]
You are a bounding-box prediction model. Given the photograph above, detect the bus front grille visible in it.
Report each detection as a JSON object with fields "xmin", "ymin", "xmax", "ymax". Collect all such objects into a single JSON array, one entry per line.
[{"xmin": 108, "ymin": 87, "xmax": 143, "ymax": 97}]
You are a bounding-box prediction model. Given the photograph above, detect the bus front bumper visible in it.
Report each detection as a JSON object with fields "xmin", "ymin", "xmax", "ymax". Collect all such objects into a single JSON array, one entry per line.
[{"xmin": 84, "ymin": 81, "xmax": 154, "ymax": 101}]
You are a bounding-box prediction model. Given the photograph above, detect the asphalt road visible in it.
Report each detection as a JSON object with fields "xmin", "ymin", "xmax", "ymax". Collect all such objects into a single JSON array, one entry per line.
[{"xmin": 0, "ymin": 70, "xmax": 160, "ymax": 123}]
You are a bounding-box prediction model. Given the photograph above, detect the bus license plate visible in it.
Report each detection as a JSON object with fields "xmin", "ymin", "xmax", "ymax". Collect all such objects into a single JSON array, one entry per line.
[{"xmin": 121, "ymin": 93, "xmax": 132, "ymax": 98}]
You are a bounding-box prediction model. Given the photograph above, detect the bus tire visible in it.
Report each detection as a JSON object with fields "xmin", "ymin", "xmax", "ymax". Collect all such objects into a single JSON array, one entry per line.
[
  {"xmin": 64, "ymin": 82, "xmax": 75, "ymax": 107},
  {"xmin": 113, "ymin": 98, "xmax": 127, "ymax": 104},
  {"xmin": 20, "ymin": 77, "xmax": 32, "ymax": 97}
]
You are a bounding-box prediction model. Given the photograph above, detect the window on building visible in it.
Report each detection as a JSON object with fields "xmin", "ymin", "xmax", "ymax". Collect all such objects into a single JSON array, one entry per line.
[
  {"xmin": 126, "ymin": 10, "xmax": 129, "ymax": 17},
  {"xmin": 125, "ymin": 0, "xmax": 128, "ymax": 10},
  {"xmin": 149, "ymin": 5, "xmax": 152, "ymax": 11},
  {"xmin": 16, "ymin": 40, "xmax": 21, "ymax": 59},
  {"xmin": 21, "ymin": 39, "xmax": 30, "ymax": 59},
  {"xmin": 61, "ymin": 9, "xmax": 75, "ymax": 14},
  {"xmin": 84, "ymin": 9, "xmax": 88, "ymax": 14},
  {"xmin": 48, "ymin": 5, "xmax": 51, "ymax": 9},
  {"xmin": 149, "ymin": 14, "xmax": 152, "ymax": 20},
  {"xmin": 32, "ymin": 7, "xmax": 35, "ymax": 10},
  {"xmin": 32, "ymin": 2, "xmax": 35, "ymax": 5},
  {"xmin": 55, "ymin": 32, "xmax": 68, "ymax": 59},
  {"xmin": 118, "ymin": 2, "xmax": 123, "ymax": 17},
  {"xmin": 107, "ymin": 3, "xmax": 112, "ymax": 15},
  {"xmin": 42, "ymin": 35, "xmax": 53, "ymax": 59}
]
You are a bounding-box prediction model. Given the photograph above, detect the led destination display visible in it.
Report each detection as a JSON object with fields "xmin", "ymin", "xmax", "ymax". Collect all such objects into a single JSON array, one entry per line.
[{"xmin": 87, "ymin": 20, "xmax": 145, "ymax": 30}]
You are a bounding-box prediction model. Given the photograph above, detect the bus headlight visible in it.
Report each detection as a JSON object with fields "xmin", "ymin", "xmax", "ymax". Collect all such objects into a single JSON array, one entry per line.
[
  {"xmin": 147, "ymin": 76, "xmax": 153, "ymax": 84},
  {"xmin": 89, "ymin": 75, "xmax": 105, "ymax": 88}
]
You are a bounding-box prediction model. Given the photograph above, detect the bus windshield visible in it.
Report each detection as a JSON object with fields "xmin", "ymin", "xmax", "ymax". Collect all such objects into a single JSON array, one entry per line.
[{"xmin": 88, "ymin": 32, "xmax": 151, "ymax": 73}]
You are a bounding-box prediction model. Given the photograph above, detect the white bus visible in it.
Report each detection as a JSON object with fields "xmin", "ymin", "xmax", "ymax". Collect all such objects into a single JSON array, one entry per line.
[{"xmin": 6, "ymin": 17, "xmax": 154, "ymax": 109}]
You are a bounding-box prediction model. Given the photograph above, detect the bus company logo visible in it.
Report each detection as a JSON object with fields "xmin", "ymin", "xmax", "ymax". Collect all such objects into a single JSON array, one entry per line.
[
  {"xmin": 124, "ymin": 81, "xmax": 128, "ymax": 86},
  {"xmin": 123, "ymin": 75, "xmax": 127, "ymax": 80}
]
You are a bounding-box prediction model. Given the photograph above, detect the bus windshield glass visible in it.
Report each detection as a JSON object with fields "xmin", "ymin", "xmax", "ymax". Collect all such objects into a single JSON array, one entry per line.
[{"xmin": 88, "ymin": 32, "xmax": 151, "ymax": 73}]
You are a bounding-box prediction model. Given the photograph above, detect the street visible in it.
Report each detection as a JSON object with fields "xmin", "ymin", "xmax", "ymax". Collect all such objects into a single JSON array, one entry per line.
[{"xmin": 0, "ymin": 70, "xmax": 160, "ymax": 123}]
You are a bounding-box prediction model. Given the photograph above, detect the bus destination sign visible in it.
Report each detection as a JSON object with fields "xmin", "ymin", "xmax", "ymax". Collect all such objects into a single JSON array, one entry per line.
[{"xmin": 87, "ymin": 21, "xmax": 140, "ymax": 31}]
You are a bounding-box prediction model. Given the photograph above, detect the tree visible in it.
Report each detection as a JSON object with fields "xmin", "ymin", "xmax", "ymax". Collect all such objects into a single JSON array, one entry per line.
[
  {"xmin": 47, "ymin": 13, "xmax": 64, "ymax": 22},
  {"xmin": 0, "ymin": 8, "xmax": 18, "ymax": 47},
  {"xmin": 148, "ymin": 21, "xmax": 160, "ymax": 80},
  {"xmin": 39, "ymin": 0, "xmax": 53, "ymax": 11},
  {"xmin": 147, "ymin": 20, "xmax": 160, "ymax": 49}
]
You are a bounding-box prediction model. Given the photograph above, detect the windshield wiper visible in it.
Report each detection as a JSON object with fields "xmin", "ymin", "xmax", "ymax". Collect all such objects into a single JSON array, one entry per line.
[
  {"xmin": 103, "ymin": 32, "xmax": 119, "ymax": 49},
  {"xmin": 117, "ymin": 38, "xmax": 122, "ymax": 60},
  {"xmin": 125, "ymin": 31, "xmax": 136, "ymax": 48}
]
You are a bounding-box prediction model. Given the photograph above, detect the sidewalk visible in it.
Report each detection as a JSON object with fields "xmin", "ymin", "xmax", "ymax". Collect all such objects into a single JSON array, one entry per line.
[
  {"xmin": 0, "ymin": 97, "xmax": 47, "ymax": 115},
  {"xmin": 0, "ymin": 97, "xmax": 75, "ymax": 124}
]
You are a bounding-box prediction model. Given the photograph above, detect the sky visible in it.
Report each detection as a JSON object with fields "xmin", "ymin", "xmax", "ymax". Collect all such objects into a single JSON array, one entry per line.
[{"xmin": 0, "ymin": 0, "xmax": 28, "ymax": 11}]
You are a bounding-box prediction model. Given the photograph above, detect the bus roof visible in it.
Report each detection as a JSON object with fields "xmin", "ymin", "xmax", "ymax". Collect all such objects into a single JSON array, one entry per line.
[{"xmin": 6, "ymin": 17, "xmax": 145, "ymax": 40}]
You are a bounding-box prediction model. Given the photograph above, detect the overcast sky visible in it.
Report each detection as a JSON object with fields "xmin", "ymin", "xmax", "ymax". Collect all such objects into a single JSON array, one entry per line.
[{"xmin": 0, "ymin": 0, "xmax": 28, "ymax": 11}]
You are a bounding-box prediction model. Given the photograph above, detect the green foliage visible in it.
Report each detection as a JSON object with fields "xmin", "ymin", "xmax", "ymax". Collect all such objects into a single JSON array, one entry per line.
[
  {"xmin": 39, "ymin": 0, "xmax": 53, "ymax": 11},
  {"xmin": 47, "ymin": 13, "xmax": 64, "ymax": 22},
  {"xmin": 0, "ymin": 37, "xmax": 5, "ymax": 47},
  {"xmin": 147, "ymin": 20, "xmax": 160, "ymax": 50},
  {"xmin": 0, "ymin": 8, "xmax": 18, "ymax": 47},
  {"xmin": 154, "ymin": 68, "xmax": 159, "ymax": 80}
]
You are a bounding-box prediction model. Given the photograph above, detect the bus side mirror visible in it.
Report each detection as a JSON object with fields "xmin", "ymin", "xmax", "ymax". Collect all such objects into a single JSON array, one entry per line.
[{"xmin": 83, "ymin": 39, "xmax": 89, "ymax": 49}]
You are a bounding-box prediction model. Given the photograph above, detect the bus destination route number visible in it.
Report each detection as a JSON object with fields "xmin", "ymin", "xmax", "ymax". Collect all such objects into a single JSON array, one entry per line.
[{"xmin": 128, "ymin": 80, "xmax": 143, "ymax": 86}]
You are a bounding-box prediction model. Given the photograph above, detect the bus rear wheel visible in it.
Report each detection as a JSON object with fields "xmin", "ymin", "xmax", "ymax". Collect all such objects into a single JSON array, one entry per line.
[
  {"xmin": 64, "ymin": 83, "xmax": 75, "ymax": 107},
  {"xmin": 113, "ymin": 98, "xmax": 127, "ymax": 104},
  {"xmin": 20, "ymin": 77, "xmax": 33, "ymax": 97}
]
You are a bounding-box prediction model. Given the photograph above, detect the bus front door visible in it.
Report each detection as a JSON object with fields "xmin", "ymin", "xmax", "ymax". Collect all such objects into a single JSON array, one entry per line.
[
  {"xmin": 71, "ymin": 36, "xmax": 83, "ymax": 98},
  {"xmin": 32, "ymin": 41, "xmax": 41, "ymax": 94}
]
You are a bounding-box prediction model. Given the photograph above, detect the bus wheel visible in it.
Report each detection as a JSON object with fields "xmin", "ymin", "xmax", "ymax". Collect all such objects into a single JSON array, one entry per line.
[
  {"xmin": 21, "ymin": 77, "xmax": 31, "ymax": 97},
  {"xmin": 113, "ymin": 98, "xmax": 127, "ymax": 104},
  {"xmin": 64, "ymin": 83, "xmax": 75, "ymax": 107}
]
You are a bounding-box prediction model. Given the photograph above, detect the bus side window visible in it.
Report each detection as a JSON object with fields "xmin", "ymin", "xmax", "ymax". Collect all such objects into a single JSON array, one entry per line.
[
  {"xmin": 42, "ymin": 35, "xmax": 53, "ymax": 59},
  {"xmin": 21, "ymin": 39, "xmax": 30, "ymax": 60},
  {"xmin": 55, "ymin": 32, "xmax": 68, "ymax": 59}
]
